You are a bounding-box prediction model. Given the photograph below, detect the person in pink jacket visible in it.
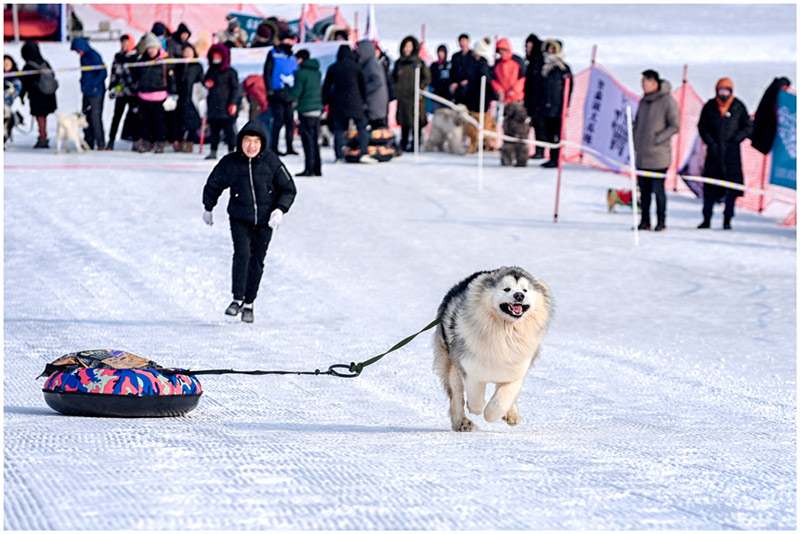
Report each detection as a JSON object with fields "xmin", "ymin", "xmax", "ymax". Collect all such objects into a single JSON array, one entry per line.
[{"xmin": 490, "ymin": 38, "xmax": 525, "ymax": 104}]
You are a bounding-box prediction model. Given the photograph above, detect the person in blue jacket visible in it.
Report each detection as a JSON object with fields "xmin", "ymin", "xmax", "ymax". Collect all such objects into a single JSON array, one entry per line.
[{"xmin": 71, "ymin": 37, "xmax": 107, "ymax": 149}]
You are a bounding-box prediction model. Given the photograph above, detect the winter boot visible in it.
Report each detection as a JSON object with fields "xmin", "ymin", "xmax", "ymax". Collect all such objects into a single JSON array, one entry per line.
[
  {"xmin": 34, "ymin": 137, "xmax": 49, "ymax": 148},
  {"xmin": 531, "ymin": 146, "xmax": 545, "ymax": 159},
  {"xmin": 106, "ymin": 141, "xmax": 114, "ymax": 151},
  {"xmin": 723, "ymin": 215, "xmax": 732, "ymax": 230},
  {"xmin": 697, "ymin": 216, "xmax": 711, "ymax": 229},
  {"xmin": 225, "ymin": 300, "xmax": 243, "ymax": 316},
  {"xmin": 182, "ymin": 141, "xmax": 194, "ymax": 153},
  {"xmin": 153, "ymin": 142, "xmax": 165, "ymax": 153},
  {"xmin": 241, "ymin": 304, "xmax": 254, "ymax": 323},
  {"xmin": 205, "ymin": 150, "xmax": 217, "ymax": 160},
  {"xmin": 654, "ymin": 222, "xmax": 667, "ymax": 232},
  {"xmin": 138, "ymin": 141, "xmax": 151, "ymax": 153}
]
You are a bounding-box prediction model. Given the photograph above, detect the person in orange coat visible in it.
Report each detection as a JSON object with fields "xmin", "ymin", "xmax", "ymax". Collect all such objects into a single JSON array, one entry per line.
[{"xmin": 490, "ymin": 38, "xmax": 525, "ymax": 104}]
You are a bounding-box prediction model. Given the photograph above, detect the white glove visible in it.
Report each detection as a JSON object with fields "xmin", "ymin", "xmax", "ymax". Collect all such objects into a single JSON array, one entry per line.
[
  {"xmin": 163, "ymin": 94, "xmax": 178, "ymax": 112},
  {"xmin": 202, "ymin": 210, "xmax": 213, "ymax": 226},
  {"xmin": 268, "ymin": 209, "xmax": 283, "ymax": 230}
]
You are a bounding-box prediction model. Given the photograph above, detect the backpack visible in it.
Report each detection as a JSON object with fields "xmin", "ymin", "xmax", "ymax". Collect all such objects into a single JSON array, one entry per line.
[
  {"xmin": 270, "ymin": 50, "xmax": 298, "ymax": 91},
  {"xmin": 31, "ymin": 61, "xmax": 58, "ymax": 95}
]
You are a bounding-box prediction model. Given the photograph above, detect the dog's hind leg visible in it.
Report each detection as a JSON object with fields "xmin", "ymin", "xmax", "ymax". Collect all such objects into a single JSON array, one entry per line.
[
  {"xmin": 502, "ymin": 402, "xmax": 521, "ymax": 426},
  {"xmin": 484, "ymin": 378, "xmax": 525, "ymax": 423}
]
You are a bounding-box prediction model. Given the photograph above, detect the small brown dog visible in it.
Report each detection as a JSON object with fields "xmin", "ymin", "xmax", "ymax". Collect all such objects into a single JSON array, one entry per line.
[{"xmin": 463, "ymin": 111, "xmax": 497, "ymax": 153}]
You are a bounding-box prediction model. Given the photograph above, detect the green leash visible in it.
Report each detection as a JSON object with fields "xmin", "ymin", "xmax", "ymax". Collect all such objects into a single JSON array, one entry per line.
[
  {"xmin": 153, "ymin": 318, "xmax": 442, "ymax": 379},
  {"xmin": 347, "ymin": 318, "xmax": 441, "ymax": 375}
]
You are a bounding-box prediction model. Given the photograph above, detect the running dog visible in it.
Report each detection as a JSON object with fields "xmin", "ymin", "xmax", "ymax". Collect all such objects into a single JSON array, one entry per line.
[
  {"xmin": 55, "ymin": 111, "xmax": 90, "ymax": 154},
  {"xmin": 433, "ymin": 266, "xmax": 553, "ymax": 432}
]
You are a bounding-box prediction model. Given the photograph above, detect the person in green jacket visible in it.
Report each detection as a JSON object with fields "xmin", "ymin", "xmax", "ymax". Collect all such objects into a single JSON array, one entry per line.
[{"xmin": 287, "ymin": 49, "xmax": 323, "ymax": 176}]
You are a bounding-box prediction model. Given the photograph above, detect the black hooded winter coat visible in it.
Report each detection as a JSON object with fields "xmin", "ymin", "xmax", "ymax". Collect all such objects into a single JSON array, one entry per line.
[
  {"xmin": 205, "ymin": 43, "xmax": 241, "ymax": 120},
  {"xmin": 20, "ymin": 41, "xmax": 57, "ymax": 116},
  {"xmin": 203, "ymin": 119, "xmax": 297, "ymax": 225},
  {"xmin": 322, "ymin": 45, "xmax": 366, "ymax": 122},
  {"xmin": 698, "ymin": 97, "xmax": 753, "ymax": 194},
  {"xmin": 523, "ymin": 33, "xmax": 544, "ymax": 118}
]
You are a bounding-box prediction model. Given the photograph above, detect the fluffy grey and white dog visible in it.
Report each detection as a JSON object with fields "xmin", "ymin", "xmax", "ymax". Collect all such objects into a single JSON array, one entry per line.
[
  {"xmin": 433, "ymin": 266, "xmax": 553, "ymax": 431},
  {"xmin": 55, "ymin": 111, "xmax": 90, "ymax": 154}
]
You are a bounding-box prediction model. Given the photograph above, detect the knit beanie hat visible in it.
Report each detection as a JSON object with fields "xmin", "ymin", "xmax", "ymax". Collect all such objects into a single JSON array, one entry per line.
[{"xmin": 473, "ymin": 37, "xmax": 493, "ymax": 63}]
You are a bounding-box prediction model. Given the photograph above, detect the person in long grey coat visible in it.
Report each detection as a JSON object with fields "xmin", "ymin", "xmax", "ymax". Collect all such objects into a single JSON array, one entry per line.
[
  {"xmin": 632, "ymin": 69, "xmax": 680, "ymax": 231},
  {"xmin": 356, "ymin": 40, "xmax": 389, "ymax": 129}
]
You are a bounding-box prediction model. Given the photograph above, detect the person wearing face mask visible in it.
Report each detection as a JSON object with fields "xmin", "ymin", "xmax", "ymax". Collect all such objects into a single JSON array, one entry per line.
[
  {"xmin": 202, "ymin": 119, "xmax": 297, "ymax": 323},
  {"xmin": 696, "ymin": 77, "xmax": 753, "ymax": 230},
  {"xmin": 204, "ymin": 43, "xmax": 241, "ymax": 160}
]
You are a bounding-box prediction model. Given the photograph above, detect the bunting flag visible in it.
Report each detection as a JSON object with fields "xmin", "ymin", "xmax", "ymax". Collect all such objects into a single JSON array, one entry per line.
[
  {"xmin": 769, "ymin": 88, "xmax": 797, "ymax": 190},
  {"xmin": 581, "ymin": 65, "xmax": 640, "ymax": 171}
]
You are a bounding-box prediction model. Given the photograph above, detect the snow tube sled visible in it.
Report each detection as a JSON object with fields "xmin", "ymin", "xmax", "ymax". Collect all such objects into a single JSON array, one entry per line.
[{"xmin": 39, "ymin": 350, "xmax": 202, "ymax": 417}]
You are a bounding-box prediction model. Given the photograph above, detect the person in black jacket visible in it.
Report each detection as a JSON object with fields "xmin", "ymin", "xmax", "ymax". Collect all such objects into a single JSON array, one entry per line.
[
  {"xmin": 166, "ymin": 22, "xmax": 191, "ymax": 59},
  {"xmin": 322, "ymin": 45, "xmax": 376, "ymax": 164},
  {"xmin": 204, "ymin": 43, "xmax": 241, "ymax": 159},
  {"xmin": 176, "ymin": 44, "xmax": 203, "ymax": 152},
  {"xmin": 202, "ymin": 119, "xmax": 296, "ymax": 323},
  {"xmin": 449, "ymin": 33, "xmax": 475, "ymax": 107},
  {"xmin": 464, "ymin": 38, "xmax": 495, "ymax": 114},
  {"xmin": 523, "ymin": 33, "xmax": 546, "ymax": 159},
  {"xmin": 539, "ymin": 39, "xmax": 572, "ymax": 168},
  {"xmin": 430, "ymin": 44, "xmax": 453, "ymax": 108},
  {"xmin": 20, "ymin": 41, "xmax": 57, "ymax": 148},
  {"xmin": 696, "ymin": 77, "xmax": 753, "ymax": 230},
  {"xmin": 133, "ymin": 32, "xmax": 177, "ymax": 153},
  {"xmin": 106, "ymin": 34, "xmax": 137, "ymax": 150}
]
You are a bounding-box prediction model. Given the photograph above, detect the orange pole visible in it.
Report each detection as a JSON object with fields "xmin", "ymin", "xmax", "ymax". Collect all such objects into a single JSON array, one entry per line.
[{"xmin": 554, "ymin": 76, "xmax": 571, "ymax": 223}]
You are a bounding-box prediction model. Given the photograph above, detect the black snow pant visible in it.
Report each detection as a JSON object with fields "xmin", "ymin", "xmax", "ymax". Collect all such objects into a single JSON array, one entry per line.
[
  {"xmin": 298, "ymin": 114, "xmax": 321, "ymax": 175},
  {"xmin": 543, "ymin": 117, "xmax": 562, "ymax": 161},
  {"xmin": 333, "ymin": 116, "xmax": 368, "ymax": 160},
  {"xmin": 638, "ymin": 168, "xmax": 668, "ymax": 227},
  {"xmin": 208, "ymin": 117, "xmax": 236, "ymax": 154},
  {"xmin": 400, "ymin": 124, "xmax": 424, "ymax": 152},
  {"xmin": 269, "ymin": 96, "xmax": 295, "ymax": 153},
  {"xmin": 230, "ymin": 217, "xmax": 274, "ymax": 304},
  {"xmin": 82, "ymin": 93, "xmax": 105, "ymax": 149},
  {"xmin": 107, "ymin": 95, "xmax": 132, "ymax": 146},
  {"xmin": 703, "ymin": 183, "xmax": 738, "ymax": 219},
  {"xmin": 138, "ymin": 99, "xmax": 166, "ymax": 143}
]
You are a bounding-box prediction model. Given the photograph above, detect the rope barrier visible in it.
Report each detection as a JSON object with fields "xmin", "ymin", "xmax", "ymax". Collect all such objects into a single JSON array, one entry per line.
[
  {"xmin": 419, "ymin": 89, "xmax": 794, "ymax": 203},
  {"xmin": 3, "ymin": 57, "xmax": 201, "ymax": 78}
]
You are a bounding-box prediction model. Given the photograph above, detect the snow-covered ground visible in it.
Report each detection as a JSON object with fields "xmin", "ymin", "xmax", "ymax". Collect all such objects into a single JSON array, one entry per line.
[{"xmin": 3, "ymin": 3, "xmax": 797, "ymax": 531}]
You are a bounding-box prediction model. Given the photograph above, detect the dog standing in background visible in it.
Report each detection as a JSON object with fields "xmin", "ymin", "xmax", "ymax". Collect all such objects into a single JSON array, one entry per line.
[
  {"xmin": 500, "ymin": 102, "xmax": 531, "ymax": 167},
  {"xmin": 55, "ymin": 111, "xmax": 91, "ymax": 154},
  {"xmin": 433, "ymin": 266, "xmax": 554, "ymax": 432},
  {"xmin": 425, "ymin": 105, "xmax": 467, "ymax": 155}
]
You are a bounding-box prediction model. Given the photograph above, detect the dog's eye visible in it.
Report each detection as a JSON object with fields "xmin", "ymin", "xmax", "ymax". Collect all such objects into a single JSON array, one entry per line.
[
  {"xmin": 523, "ymin": 289, "xmax": 527, "ymax": 293},
  {"xmin": 503, "ymin": 288, "xmax": 510, "ymax": 292}
]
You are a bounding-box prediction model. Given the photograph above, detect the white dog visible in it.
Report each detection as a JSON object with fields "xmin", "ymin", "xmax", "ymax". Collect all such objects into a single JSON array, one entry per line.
[
  {"xmin": 433, "ymin": 266, "xmax": 554, "ymax": 431},
  {"xmin": 424, "ymin": 104, "xmax": 468, "ymax": 155},
  {"xmin": 55, "ymin": 111, "xmax": 90, "ymax": 154}
]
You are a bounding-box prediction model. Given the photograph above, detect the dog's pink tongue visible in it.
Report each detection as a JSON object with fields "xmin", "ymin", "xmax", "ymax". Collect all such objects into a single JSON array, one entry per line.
[{"xmin": 510, "ymin": 304, "xmax": 522, "ymax": 314}]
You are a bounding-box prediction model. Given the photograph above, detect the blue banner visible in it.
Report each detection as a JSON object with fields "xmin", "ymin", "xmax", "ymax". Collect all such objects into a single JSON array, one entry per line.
[{"xmin": 770, "ymin": 89, "xmax": 796, "ymax": 190}]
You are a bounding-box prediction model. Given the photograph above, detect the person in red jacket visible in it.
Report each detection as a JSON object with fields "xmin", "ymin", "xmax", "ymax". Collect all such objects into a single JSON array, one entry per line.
[{"xmin": 490, "ymin": 38, "xmax": 525, "ymax": 104}]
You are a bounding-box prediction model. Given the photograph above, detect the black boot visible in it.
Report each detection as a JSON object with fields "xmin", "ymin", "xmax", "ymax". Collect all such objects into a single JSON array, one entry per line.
[
  {"xmin": 241, "ymin": 305, "xmax": 254, "ymax": 323},
  {"xmin": 225, "ymin": 300, "xmax": 243, "ymax": 316},
  {"xmin": 697, "ymin": 216, "xmax": 711, "ymax": 229},
  {"xmin": 723, "ymin": 215, "xmax": 732, "ymax": 230},
  {"xmin": 531, "ymin": 146, "xmax": 545, "ymax": 159}
]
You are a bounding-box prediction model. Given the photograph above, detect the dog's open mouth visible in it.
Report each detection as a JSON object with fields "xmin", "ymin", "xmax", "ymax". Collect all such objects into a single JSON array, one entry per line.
[{"xmin": 500, "ymin": 303, "xmax": 530, "ymax": 318}]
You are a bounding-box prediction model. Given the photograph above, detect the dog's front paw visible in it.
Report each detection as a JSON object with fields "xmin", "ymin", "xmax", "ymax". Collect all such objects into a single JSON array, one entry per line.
[{"xmin": 452, "ymin": 418, "xmax": 474, "ymax": 432}]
